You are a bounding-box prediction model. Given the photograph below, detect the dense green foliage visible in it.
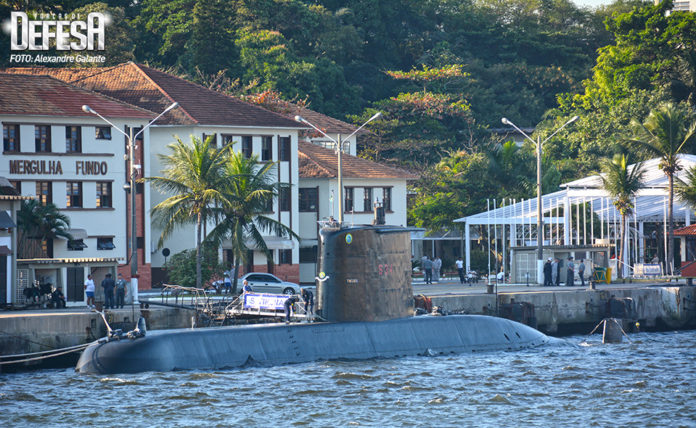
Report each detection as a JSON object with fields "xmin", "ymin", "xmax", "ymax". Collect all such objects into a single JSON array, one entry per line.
[
  {"xmin": 5, "ymin": 0, "xmax": 696, "ymax": 236},
  {"xmin": 165, "ymin": 243, "xmax": 226, "ymax": 288}
]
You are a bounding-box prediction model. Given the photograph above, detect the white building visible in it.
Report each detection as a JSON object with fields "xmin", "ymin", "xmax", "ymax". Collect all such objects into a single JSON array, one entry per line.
[{"xmin": 0, "ymin": 73, "xmax": 154, "ymax": 305}]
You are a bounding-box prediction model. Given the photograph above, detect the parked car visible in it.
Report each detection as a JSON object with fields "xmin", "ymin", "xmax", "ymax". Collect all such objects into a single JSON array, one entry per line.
[{"xmin": 240, "ymin": 273, "xmax": 301, "ymax": 295}]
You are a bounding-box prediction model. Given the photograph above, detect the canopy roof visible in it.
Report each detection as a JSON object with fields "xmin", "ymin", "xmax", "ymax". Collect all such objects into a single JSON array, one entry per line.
[{"xmin": 455, "ymin": 155, "xmax": 696, "ymax": 225}]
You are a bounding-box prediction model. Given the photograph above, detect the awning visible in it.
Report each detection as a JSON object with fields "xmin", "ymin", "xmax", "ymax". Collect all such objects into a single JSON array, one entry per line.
[
  {"xmin": 0, "ymin": 245, "xmax": 11, "ymax": 255},
  {"xmin": 0, "ymin": 211, "xmax": 16, "ymax": 229},
  {"xmin": 60, "ymin": 228, "xmax": 88, "ymax": 240}
]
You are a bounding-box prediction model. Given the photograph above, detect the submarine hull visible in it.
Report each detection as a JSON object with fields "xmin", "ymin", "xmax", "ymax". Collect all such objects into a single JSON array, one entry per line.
[{"xmin": 76, "ymin": 315, "xmax": 561, "ymax": 374}]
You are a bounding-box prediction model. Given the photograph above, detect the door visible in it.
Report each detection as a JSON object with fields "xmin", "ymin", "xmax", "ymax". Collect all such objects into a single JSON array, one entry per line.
[
  {"xmin": 0, "ymin": 255, "xmax": 6, "ymax": 305},
  {"xmin": 67, "ymin": 267, "xmax": 84, "ymax": 302}
]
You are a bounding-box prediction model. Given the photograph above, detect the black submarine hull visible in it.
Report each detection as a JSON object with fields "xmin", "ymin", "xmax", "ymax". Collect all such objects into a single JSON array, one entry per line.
[{"xmin": 76, "ymin": 315, "xmax": 561, "ymax": 374}]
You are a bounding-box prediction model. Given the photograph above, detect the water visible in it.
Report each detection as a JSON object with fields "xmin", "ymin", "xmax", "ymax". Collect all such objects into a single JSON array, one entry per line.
[{"xmin": 2, "ymin": 330, "xmax": 696, "ymax": 427}]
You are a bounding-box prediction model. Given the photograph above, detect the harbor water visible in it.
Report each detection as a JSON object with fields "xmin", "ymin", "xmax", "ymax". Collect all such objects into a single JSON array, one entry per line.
[{"xmin": 2, "ymin": 330, "xmax": 695, "ymax": 427}]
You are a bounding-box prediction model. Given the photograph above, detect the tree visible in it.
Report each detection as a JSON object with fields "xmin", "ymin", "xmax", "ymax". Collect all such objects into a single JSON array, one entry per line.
[
  {"xmin": 206, "ymin": 151, "xmax": 298, "ymax": 294},
  {"xmin": 165, "ymin": 243, "xmax": 225, "ymax": 288},
  {"xmin": 17, "ymin": 200, "xmax": 72, "ymax": 258},
  {"xmin": 627, "ymin": 102, "xmax": 696, "ymax": 274},
  {"xmin": 676, "ymin": 166, "xmax": 696, "ymax": 213},
  {"xmin": 146, "ymin": 135, "xmax": 230, "ymax": 288},
  {"xmin": 600, "ymin": 154, "xmax": 646, "ymax": 278}
]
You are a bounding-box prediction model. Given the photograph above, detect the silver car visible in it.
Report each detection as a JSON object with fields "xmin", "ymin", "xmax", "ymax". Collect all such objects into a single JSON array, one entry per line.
[{"xmin": 241, "ymin": 273, "xmax": 300, "ymax": 295}]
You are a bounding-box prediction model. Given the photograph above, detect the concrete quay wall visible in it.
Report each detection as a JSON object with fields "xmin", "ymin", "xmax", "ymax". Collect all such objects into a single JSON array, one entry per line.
[
  {"xmin": 431, "ymin": 286, "xmax": 696, "ymax": 334},
  {"xmin": 0, "ymin": 307, "xmax": 192, "ymax": 357}
]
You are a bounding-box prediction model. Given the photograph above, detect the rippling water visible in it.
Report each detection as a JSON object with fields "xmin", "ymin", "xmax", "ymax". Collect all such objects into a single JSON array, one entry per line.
[{"xmin": 2, "ymin": 330, "xmax": 696, "ymax": 427}]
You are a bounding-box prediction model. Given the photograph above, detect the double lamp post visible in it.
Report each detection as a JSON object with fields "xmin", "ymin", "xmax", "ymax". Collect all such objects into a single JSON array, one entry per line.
[
  {"xmin": 82, "ymin": 102, "xmax": 179, "ymax": 303},
  {"xmin": 501, "ymin": 115, "xmax": 578, "ymax": 285}
]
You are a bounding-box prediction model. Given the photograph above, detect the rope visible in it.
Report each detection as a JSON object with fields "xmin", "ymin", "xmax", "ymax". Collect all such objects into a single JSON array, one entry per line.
[
  {"xmin": 0, "ymin": 343, "xmax": 89, "ymax": 366},
  {"xmin": 580, "ymin": 319, "xmax": 606, "ymax": 344},
  {"xmin": 0, "ymin": 343, "xmax": 89, "ymax": 360},
  {"xmin": 611, "ymin": 318, "xmax": 632, "ymax": 343}
]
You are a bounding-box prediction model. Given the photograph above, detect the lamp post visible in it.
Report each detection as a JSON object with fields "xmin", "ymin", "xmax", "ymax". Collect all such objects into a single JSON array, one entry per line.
[
  {"xmin": 500, "ymin": 115, "xmax": 578, "ymax": 285},
  {"xmin": 295, "ymin": 112, "xmax": 382, "ymax": 225},
  {"xmin": 82, "ymin": 102, "xmax": 178, "ymax": 303}
]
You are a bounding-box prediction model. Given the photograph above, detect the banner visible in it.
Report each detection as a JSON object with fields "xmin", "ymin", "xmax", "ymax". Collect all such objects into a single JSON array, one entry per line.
[{"xmin": 243, "ymin": 293, "xmax": 289, "ymax": 310}]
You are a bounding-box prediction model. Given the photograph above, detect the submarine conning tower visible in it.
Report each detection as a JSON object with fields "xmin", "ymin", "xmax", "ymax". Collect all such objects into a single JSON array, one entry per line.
[{"xmin": 317, "ymin": 225, "xmax": 414, "ymax": 322}]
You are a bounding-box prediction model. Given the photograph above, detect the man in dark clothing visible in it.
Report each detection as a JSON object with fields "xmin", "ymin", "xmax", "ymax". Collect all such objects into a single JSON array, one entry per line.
[
  {"xmin": 101, "ymin": 273, "xmax": 116, "ymax": 309},
  {"xmin": 284, "ymin": 295, "xmax": 299, "ymax": 323},
  {"xmin": 566, "ymin": 257, "xmax": 575, "ymax": 287},
  {"xmin": 578, "ymin": 259, "xmax": 586, "ymax": 287},
  {"xmin": 422, "ymin": 257, "xmax": 433, "ymax": 284},
  {"xmin": 543, "ymin": 258, "xmax": 553, "ymax": 287},
  {"xmin": 301, "ymin": 288, "xmax": 314, "ymax": 316}
]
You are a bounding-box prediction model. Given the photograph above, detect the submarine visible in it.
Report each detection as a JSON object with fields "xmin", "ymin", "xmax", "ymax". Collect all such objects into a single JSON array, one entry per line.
[{"xmin": 76, "ymin": 224, "xmax": 561, "ymax": 374}]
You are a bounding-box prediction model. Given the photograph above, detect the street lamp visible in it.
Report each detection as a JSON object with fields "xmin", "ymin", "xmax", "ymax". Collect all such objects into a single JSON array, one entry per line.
[
  {"xmin": 295, "ymin": 112, "xmax": 382, "ymax": 225},
  {"xmin": 501, "ymin": 115, "xmax": 578, "ymax": 285},
  {"xmin": 82, "ymin": 102, "xmax": 178, "ymax": 303}
]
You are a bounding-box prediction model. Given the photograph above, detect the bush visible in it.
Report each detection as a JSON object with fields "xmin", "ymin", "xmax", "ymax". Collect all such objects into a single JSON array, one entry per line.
[{"xmin": 166, "ymin": 244, "xmax": 225, "ymax": 288}]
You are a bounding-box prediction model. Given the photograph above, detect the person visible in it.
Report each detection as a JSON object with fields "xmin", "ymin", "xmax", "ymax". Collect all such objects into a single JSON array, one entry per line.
[
  {"xmin": 115, "ymin": 273, "xmax": 127, "ymax": 309},
  {"xmin": 242, "ymin": 279, "xmax": 252, "ymax": 294},
  {"xmin": 543, "ymin": 258, "xmax": 553, "ymax": 287},
  {"xmin": 284, "ymin": 295, "xmax": 299, "ymax": 323},
  {"xmin": 301, "ymin": 288, "xmax": 314, "ymax": 317},
  {"xmin": 422, "ymin": 256, "xmax": 433, "ymax": 285},
  {"xmin": 566, "ymin": 257, "xmax": 575, "ymax": 287},
  {"xmin": 223, "ymin": 273, "xmax": 232, "ymax": 294},
  {"xmin": 578, "ymin": 259, "xmax": 586, "ymax": 287},
  {"xmin": 101, "ymin": 273, "xmax": 116, "ymax": 309},
  {"xmin": 456, "ymin": 257, "xmax": 465, "ymax": 284},
  {"xmin": 49, "ymin": 287, "xmax": 66, "ymax": 309},
  {"xmin": 84, "ymin": 274, "xmax": 95, "ymax": 309},
  {"xmin": 552, "ymin": 258, "xmax": 559, "ymax": 286},
  {"xmin": 432, "ymin": 256, "xmax": 442, "ymax": 283}
]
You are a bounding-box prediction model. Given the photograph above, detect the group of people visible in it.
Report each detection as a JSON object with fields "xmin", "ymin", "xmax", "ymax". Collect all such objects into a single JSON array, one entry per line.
[
  {"xmin": 84, "ymin": 273, "xmax": 128, "ymax": 310},
  {"xmin": 283, "ymin": 288, "xmax": 314, "ymax": 323},
  {"xmin": 543, "ymin": 257, "xmax": 586, "ymax": 287},
  {"xmin": 421, "ymin": 256, "xmax": 442, "ymax": 285}
]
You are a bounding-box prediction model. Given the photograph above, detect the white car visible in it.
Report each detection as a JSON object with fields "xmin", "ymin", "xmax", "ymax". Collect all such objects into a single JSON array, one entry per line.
[{"xmin": 241, "ymin": 272, "xmax": 301, "ymax": 295}]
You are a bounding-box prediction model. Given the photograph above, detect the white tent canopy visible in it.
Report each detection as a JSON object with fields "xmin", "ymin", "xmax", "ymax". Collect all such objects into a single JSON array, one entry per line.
[{"xmin": 454, "ymin": 155, "xmax": 696, "ymax": 277}]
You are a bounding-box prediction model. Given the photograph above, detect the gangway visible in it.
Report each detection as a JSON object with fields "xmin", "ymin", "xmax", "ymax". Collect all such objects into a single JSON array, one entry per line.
[{"xmin": 224, "ymin": 292, "xmax": 315, "ymax": 322}]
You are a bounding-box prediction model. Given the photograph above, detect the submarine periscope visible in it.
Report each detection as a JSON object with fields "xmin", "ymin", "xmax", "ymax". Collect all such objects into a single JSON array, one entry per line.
[{"xmin": 76, "ymin": 225, "xmax": 561, "ymax": 374}]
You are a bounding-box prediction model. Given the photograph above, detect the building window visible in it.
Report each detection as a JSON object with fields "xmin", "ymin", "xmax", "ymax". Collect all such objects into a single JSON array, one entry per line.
[
  {"xmin": 262, "ymin": 136, "xmax": 273, "ymax": 161},
  {"xmin": 202, "ymin": 133, "xmax": 217, "ymax": 147},
  {"xmin": 279, "ymin": 136, "xmax": 291, "ymax": 162},
  {"xmin": 299, "ymin": 188, "xmax": 318, "ymax": 212},
  {"xmin": 242, "ymin": 136, "xmax": 253, "ymax": 158},
  {"xmin": 222, "ymin": 134, "xmax": 235, "ymax": 147},
  {"xmin": 299, "ymin": 246, "xmax": 317, "ymax": 263},
  {"xmin": 42, "ymin": 238, "xmax": 54, "ymax": 258},
  {"xmin": 279, "ymin": 249, "xmax": 292, "ymax": 265},
  {"xmin": 66, "ymin": 126, "xmax": 81, "ymax": 153},
  {"xmin": 9, "ymin": 180, "xmax": 21, "ymax": 195},
  {"xmin": 36, "ymin": 181, "xmax": 52, "ymax": 205},
  {"xmin": 136, "ymin": 236, "xmax": 144, "ymax": 249},
  {"xmin": 35, "ymin": 125, "xmax": 51, "ymax": 152},
  {"xmin": 97, "ymin": 237, "xmax": 115, "ymax": 250},
  {"xmin": 263, "ymin": 194, "xmax": 273, "ymax": 213},
  {"xmin": 95, "ymin": 126, "xmax": 111, "ymax": 140},
  {"xmin": 67, "ymin": 239, "xmax": 87, "ymax": 251},
  {"xmin": 363, "ymin": 187, "xmax": 373, "ymax": 212},
  {"xmin": 66, "ymin": 182, "xmax": 82, "ymax": 208},
  {"xmin": 344, "ymin": 187, "xmax": 354, "ymax": 212},
  {"xmin": 279, "ymin": 186, "xmax": 290, "ymax": 212},
  {"xmin": 383, "ymin": 187, "xmax": 392, "ymax": 212},
  {"xmin": 3, "ymin": 124, "xmax": 19, "ymax": 152},
  {"xmin": 96, "ymin": 182, "xmax": 112, "ymax": 208}
]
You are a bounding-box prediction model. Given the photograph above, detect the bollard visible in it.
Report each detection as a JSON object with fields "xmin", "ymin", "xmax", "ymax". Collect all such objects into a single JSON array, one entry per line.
[{"xmin": 602, "ymin": 318, "xmax": 623, "ymax": 344}]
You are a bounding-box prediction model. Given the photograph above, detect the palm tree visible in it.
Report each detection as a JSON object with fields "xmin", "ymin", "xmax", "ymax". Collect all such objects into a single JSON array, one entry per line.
[
  {"xmin": 146, "ymin": 135, "xmax": 231, "ymax": 288},
  {"xmin": 676, "ymin": 166, "xmax": 696, "ymax": 210},
  {"xmin": 207, "ymin": 151, "xmax": 298, "ymax": 294},
  {"xmin": 17, "ymin": 199, "xmax": 72, "ymax": 258},
  {"xmin": 600, "ymin": 154, "xmax": 646, "ymax": 278},
  {"xmin": 627, "ymin": 103, "xmax": 696, "ymax": 274}
]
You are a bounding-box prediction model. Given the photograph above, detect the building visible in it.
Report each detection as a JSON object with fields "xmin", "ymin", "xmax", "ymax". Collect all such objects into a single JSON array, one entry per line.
[
  {"xmin": 6, "ymin": 63, "xmax": 306, "ymax": 285},
  {"xmin": 0, "ymin": 178, "xmax": 33, "ymax": 305},
  {"xmin": 297, "ymin": 141, "xmax": 417, "ymax": 283},
  {"xmin": 0, "ymin": 73, "xmax": 154, "ymax": 305}
]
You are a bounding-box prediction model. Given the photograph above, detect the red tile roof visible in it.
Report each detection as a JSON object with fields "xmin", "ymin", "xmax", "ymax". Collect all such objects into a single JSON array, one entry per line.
[
  {"xmin": 0, "ymin": 73, "xmax": 154, "ymax": 119},
  {"xmin": 4, "ymin": 63, "xmax": 303, "ymax": 128},
  {"xmin": 298, "ymin": 141, "xmax": 418, "ymax": 180},
  {"xmin": 675, "ymin": 224, "xmax": 696, "ymax": 236}
]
